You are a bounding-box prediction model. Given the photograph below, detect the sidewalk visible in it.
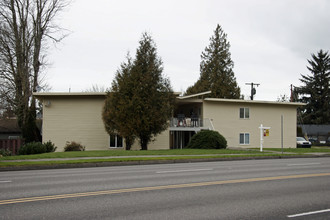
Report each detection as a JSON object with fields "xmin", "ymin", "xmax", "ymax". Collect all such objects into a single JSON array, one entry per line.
[{"xmin": 1, "ymin": 149, "xmax": 329, "ymax": 172}]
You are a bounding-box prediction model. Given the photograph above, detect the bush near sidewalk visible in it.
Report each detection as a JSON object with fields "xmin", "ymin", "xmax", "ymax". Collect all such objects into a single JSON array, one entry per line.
[
  {"xmin": 0, "ymin": 149, "xmax": 12, "ymax": 157},
  {"xmin": 19, "ymin": 141, "xmax": 57, "ymax": 155},
  {"xmin": 64, "ymin": 141, "xmax": 85, "ymax": 152},
  {"xmin": 187, "ymin": 130, "xmax": 227, "ymax": 149}
]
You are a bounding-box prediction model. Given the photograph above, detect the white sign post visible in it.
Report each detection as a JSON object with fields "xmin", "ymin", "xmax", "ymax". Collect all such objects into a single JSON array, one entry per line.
[{"xmin": 259, "ymin": 124, "xmax": 271, "ymax": 152}]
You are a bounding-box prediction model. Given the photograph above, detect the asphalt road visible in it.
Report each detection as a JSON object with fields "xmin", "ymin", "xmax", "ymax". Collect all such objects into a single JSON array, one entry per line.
[{"xmin": 0, "ymin": 158, "xmax": 329, "ymax": 220}]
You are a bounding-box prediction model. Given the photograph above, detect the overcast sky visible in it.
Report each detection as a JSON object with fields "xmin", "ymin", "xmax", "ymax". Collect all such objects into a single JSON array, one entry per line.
[{"xmin": 45, "ymin": 0, "xmax": 330, "ymax": 100}]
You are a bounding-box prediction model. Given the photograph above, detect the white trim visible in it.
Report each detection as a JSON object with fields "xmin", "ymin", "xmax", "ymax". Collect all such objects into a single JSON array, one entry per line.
[
  {"xmin": 205, "ymin": 98, "xmax": 305, "ymax": 106},
  {"xmin": 177, "ymin": 91, "xmax": 212, "ymax": 100},
  {"xmin": 33, "ymin": 92, "xmax": 106, "ymax": 96},
  {"xmin": 288, "ymin": 209, "xmax": 330, "ymax": 218}
]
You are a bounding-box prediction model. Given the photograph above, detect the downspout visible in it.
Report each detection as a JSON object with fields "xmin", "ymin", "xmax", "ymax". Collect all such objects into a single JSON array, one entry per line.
[{"xmin": 210, "ymin": 119, "xmax": 215, "ymax": 130}]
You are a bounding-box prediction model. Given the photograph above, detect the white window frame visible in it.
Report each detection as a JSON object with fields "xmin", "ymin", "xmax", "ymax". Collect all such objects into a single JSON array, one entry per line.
[
  {"xmin": 239, "ymin": 107, "xmax": 249, "ymax": 119},
  {"xmin": 239, "ymin": 133, "xmax": 250, "ymax": 145},
  {"xmin": 110, "ymin": 134, "xmax": 123, "ymax": 148}
]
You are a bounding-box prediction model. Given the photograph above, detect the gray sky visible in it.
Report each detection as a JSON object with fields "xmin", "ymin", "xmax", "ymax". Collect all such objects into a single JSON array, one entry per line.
[{"xmin": 46, "ymin": 0, "xmax": 330, "ymax": 100}]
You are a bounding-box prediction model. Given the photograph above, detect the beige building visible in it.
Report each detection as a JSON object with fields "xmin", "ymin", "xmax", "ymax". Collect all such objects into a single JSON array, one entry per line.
[{"xmin": 34, "ymin": 92, "xmax": 303, "ymax": 151}]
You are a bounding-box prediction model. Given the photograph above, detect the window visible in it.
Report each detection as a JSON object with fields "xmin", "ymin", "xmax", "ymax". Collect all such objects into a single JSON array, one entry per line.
[
  {"xmin": 110, "ymin": 134, "xmax": 123, "ymax": 148},
  {"xmin": 239, "ymin": 108, "xmax": 249, "ymax": 119},
  {"xmin": 239, "ymin": 133, "xmax": 250, "ymax": 145}
]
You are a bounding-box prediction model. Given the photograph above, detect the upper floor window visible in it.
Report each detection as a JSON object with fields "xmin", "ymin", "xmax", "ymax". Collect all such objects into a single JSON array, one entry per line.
[{"xmin": 240, "ymin": 107, "xmax": 249, "ymax": 119}]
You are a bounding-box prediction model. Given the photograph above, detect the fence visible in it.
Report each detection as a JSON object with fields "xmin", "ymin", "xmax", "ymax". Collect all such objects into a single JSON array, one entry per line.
[{"xmin": 0, "ymin": 139, "xmax": 24, "ymax": 155}]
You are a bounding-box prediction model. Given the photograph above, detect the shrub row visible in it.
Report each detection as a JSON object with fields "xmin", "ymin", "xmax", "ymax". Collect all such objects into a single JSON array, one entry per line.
[
  {"xmin": 0, "ymin": 149, "xmax": 12, "ymax": 157},
  {"xmin": 19, "ymin": 141, "xmax": 57, "ymax": 155}
]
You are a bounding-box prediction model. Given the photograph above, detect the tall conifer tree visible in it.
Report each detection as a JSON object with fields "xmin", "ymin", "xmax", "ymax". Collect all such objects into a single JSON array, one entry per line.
[
  {"xmin": 103, "ymin": 33, "xmax": 175, "ymax": 150},
  {"xmin": 103, "ymin": 55, "xmax": 135, "ymax": 150},
  {"xmin": 298, "ymin": 50, "xmax": 330, "ymax": 124},
  {"xmin": 186, "ymin": 24, "xmax": 240, "ymax": 98}
]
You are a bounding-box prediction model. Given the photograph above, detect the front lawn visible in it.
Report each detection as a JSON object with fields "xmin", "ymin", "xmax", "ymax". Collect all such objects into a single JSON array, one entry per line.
[
  {"xmin": 0, "ymin": 148, "xmax": 265, "ymax": 160},
  {"xmin": 0, "ymin": 153, "xmax": 293, "ymax": 168},
  {"xmin": 265, "ymin": 147, "xmax": 330, "ymax": 154}
]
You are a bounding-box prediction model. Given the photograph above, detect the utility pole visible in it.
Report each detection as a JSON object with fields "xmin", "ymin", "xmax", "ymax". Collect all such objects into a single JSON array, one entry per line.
[
  {"xmin": 246, "ymin": 82, "xmax": 260, "ymax": 100},
  {"xmin": 290, "ymin": 84, "xmax": 294, "ymax": 102}
]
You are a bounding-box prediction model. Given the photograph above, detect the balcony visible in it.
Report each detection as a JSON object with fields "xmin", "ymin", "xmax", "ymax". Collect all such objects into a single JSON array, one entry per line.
[{"xmin": 170, "ymin": 117, "xmax": 214, "ymax": 131}]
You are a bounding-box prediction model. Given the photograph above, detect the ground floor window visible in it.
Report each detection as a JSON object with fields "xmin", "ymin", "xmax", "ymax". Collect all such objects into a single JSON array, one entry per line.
[
  {"xmin": 239, "ymin": 133, "xmax": 250, "ymax": 145},
  {"xmin": 110, "ymin": 134, "xmax": 123, "ymax": 148}
]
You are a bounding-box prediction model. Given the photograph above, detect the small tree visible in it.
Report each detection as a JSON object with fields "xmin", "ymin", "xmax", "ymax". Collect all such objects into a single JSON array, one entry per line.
[
  {"xmin": 186, "ymin": 24, "xmax": 240, "ymax": 98},
  {"xmin": 298, "ymin": 50, "xmax": 330, "ymax": 124},
  {"xmin": 103, "ymin": 33, "xmax": 175, "ymax": 150}
]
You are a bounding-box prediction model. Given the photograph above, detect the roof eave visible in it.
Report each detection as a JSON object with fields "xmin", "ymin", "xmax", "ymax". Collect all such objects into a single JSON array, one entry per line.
[{"xmin": 204, "ymin": 98, "xmax": 306, "ymax": 106}]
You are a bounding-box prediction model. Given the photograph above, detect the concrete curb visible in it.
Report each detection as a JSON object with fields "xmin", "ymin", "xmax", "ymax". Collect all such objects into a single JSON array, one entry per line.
[{"xmin": 1, "ymin": 154, "xmax": 329, "ymax": 172}]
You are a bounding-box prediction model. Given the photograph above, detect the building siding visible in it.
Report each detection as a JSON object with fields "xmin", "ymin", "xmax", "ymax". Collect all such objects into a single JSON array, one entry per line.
[
  {"xmin": 42, "ymin": 96, "xmax": 109, "ymax": 151},
  {"xmin": 41, "ymin": 95, "xmax": 170, "ymax": 151},
  {"xmin": 37, "ymin": 92, "xmax": 300, "ymax": 151},
  {"xmin": 203, "ymin": 100, "xmax": 297, "ymax": 148}
]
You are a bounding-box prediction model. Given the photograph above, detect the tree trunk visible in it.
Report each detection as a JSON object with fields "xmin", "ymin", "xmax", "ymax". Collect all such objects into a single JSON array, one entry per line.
[
  {"xmin": 125, "ymin": 136, "xmax": 134, "ymax": 151},
  {"xmin": 21, "ymin": 109, "xmax": 41, "ymax": 143},
  {"xmin": 140, "ymin": 137, "xmax": 148, "ymax": 150}
]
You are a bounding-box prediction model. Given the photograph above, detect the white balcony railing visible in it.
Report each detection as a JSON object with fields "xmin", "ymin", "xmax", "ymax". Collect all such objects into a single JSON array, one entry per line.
[{"xmin": 170, "ymin": 117, "xmax": 214, "ymax": 130}]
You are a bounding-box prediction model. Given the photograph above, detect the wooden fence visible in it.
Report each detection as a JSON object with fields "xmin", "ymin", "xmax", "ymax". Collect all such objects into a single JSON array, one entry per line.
[{"xmin": 0, "ymin": 139, "xmax": 24, "ymax": 155}]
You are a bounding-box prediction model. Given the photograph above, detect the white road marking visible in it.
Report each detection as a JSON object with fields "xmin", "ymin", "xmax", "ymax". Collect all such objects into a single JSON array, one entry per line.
[
  {"xmin": 156, "ymin": 168, "xmax": 213, "ymax": 174},
  {"xmin": 287, "ymin": 209, "xmax": 330, "ymax": 218},
  {"xmin": 287, "ymin": 163, "xmax": 321, "ymax": 166},
  {"xmin": 0, "ymin": 180, "xmax": 12, "ymax": 183}
]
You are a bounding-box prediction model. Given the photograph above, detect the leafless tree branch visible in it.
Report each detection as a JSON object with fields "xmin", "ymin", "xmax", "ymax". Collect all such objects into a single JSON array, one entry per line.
[{"xmin": 0, "ymin": 0, "xmax": 70, "ymax": 141}]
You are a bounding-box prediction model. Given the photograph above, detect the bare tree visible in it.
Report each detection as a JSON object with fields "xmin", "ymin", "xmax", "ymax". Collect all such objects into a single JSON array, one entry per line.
[
  {"xmin": 84, "ymin": 84, "xmax": 108, "ymax": 93},
  {"xmin": 0, "ymin": 0, "xmax": 69, "ymax": 142},
  {"xmin": 276, "ymin": 94, "xmax": 290, "ymax": 102}
]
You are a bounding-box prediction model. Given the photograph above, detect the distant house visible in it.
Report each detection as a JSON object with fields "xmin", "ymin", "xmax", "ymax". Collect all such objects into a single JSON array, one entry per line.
[
  {"xmin": 34, "ymin": 92, "xmax": 303, "ymax": 151},
  {"xmin": 299, "ymin": 124, "xmax": 330, "ymax": 144},
  {"xmin": 0, "ymin": 119, "xmax": 21, "ymax": 139},
  {"xmin": 0, "ymin": 119, "xmax": 23, "ymax": 155}
]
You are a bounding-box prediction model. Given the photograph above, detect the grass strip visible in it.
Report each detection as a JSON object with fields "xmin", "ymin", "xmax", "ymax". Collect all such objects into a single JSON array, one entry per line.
[
  {"xmin": 0, "ymin": 149, "xmax": 266, "ymax": 161},
  {"xmin": 264, "ymin": 148, "xmax": 330, "ymax": 153},
  {"xmin": 0, "ymin": 154, "xmax": 298, "ymax": 168}
]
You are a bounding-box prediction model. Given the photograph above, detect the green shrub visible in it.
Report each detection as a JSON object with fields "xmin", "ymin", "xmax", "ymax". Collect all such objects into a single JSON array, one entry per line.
[
  {"xmin": 187, "ymin": 130, "xmax": 227, "ymax": 149},
  {"xmin": 43, "ymin": 140, "xmax": 57, "ymax": 152},
  {"xmin": 19, "ymin": 142, "xmax": 46, "ymax": 155},
  {"xmin": 18, "ymin": 141, "xmax": 57, "ymax": 155},
  {"xmin": 64, "ymin": 141, "xmax": 85, "ymax": 152},
  {"xmin": 0, "ymin": 149, "xmax": 12, "ymax": 157}
]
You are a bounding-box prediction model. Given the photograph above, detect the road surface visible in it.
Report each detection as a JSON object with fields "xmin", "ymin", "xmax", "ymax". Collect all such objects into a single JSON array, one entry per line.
[{"xmin": 1, "ymin": 158, "xmax": 329, "ymax": 219}]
